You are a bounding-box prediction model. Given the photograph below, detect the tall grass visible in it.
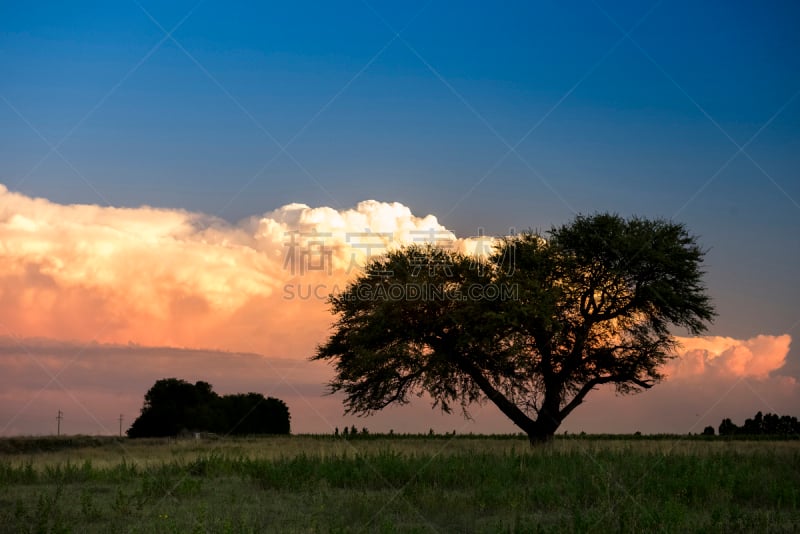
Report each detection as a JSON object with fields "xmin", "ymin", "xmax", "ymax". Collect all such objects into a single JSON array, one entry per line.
[{"xmin": 0, "ymin": 436, "xmax": 798, "ymax": 533}]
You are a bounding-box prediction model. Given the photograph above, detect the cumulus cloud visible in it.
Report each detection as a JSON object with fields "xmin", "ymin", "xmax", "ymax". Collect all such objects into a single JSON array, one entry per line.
[
  {"xmin": 1, "ymin": 185, "xmax": 796, "ymax": 436},
  {"xmin": 1, "ymin": 184, "xmax": 793, "ymax": 368},
  {"xmin": 669, "ymin": 334, "xmax": 792, "ymax": 380},
  {"xmin": 0, "ymin": 185, "xmax": 477, "ymax": 355},
  {"xmin": 558, "ymin": 335, "xmax": 796, "ymax": 435}
]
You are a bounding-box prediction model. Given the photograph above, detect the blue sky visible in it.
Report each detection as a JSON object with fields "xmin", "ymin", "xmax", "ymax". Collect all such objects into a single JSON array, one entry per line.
[
  {"xmin": 1, "ymin": 1, "xmax": 799, "ymax": 433},
  {"xmin": 5, "ymin": 1, "xmax": 799, "ymax": 311}
]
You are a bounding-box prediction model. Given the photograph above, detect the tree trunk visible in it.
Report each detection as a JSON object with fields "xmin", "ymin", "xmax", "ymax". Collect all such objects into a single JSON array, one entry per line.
[
  {"xmin": 458, "ymin": 359, "xmax": 565, "ymax": 446},
  {"xmin": 526, "ymin": 391, "xmax": 562, "ymax": 445},
  {"xmin": 526, "ymin": 418, "xmax": 560, "ymax": 445},
  {"xmin": 527, "ymin": 430, "xmax": 554, "ymax": 445},
  {"xmin": 457, "ymin": 359, "xmax": 542, "ymax": 439}
]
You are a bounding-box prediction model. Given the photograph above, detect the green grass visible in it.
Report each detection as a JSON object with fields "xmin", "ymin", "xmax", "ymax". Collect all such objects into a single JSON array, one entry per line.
[{"xmin": 0, "ymin": 435, "xmax": 798, "ymax": 533}]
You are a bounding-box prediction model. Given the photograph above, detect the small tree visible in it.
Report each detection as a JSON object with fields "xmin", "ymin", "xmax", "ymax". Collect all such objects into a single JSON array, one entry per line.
[
  {"xmin": 718, "ymin": 418, "xmax": 738, "ymax": 436},
  {"xmin": 127, "ymin": 378, "xmax": 218, "ymax": 437},
  {"xmin": 742, "ymin": 411, "xmax": 765, "ymax": 435},
  {"xmin": 128, "ymin": 378, "xmax": 290, "ymax": 437},
  {"xmin": 314, "ymin": 213, "xmax": 715, "ymax": 444},
  {"xmin": 702, "ymin": 426, "xmax": 715, "ymax": 436}
]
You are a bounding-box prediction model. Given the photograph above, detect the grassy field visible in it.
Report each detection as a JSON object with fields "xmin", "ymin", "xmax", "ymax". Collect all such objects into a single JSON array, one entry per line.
[{"xmin": 0, "ymin": 435, "xmax": 798, "ymax": 533}]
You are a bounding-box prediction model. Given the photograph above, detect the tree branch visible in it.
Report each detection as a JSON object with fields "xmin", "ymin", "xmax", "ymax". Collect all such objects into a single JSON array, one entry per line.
[
  {"xmin": 629, "ymin": 377, "xmax": 654, "ymax": 389},
  {"xmin": 456, "ymin": 357, "xmax": 536, "ymax": 435},
  {"xmin": 558, "ymin": 375, "xmax": 616, "ymax": 420}
]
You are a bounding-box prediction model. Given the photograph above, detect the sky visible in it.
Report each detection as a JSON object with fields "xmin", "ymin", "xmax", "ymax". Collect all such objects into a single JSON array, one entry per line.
[{"xmin": 1, "ymin": 0, "xmax": 798, "ymax": 436}]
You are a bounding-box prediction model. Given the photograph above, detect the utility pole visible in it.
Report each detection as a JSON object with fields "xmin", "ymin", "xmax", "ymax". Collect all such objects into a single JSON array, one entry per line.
[
  {"xmin": 56, "ymin": 410, "xmax": 63, "ymax": 436},
  {"xmin": 119, "ymin": 414, "xmax": 124, "ymax": 437}
]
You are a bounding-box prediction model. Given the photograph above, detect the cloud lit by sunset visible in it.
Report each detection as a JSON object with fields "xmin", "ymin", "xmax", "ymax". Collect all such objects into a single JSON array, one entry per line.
[
  {"xmin": 0, "ymin": 185, "xmax": 466, "ymax": 355},
  {"xmin": 2, "ymin": 5, "xmax": 799, "ymax": 531},
  {"xmin": 1, "ymin": 185, "xmax": 795, "ymax": 436},
  {"xmin": 670, "ymin": 335, "xmax": 793, "ymax": 380},
  {"xmin": 1, "ymin": 0, "xmax": 798, "ymax": 441}
]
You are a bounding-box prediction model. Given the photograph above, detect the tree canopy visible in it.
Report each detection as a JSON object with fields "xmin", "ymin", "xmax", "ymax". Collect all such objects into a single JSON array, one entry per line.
[
  {"xmin": 314, "ymin": 213, "xmax": 715, "ymax": 443},
  {"xmin": 127, "ymin": 378, "xmax": 290, "ymax": 437}
]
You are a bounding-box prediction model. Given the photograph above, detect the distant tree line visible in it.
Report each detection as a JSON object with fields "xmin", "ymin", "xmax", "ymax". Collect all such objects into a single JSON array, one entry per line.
[
  {"xmin": 334, "ymin": 425, "xmax": 369, "ymax": 438},
  {"xmin": 706, "ymin": 411, "xmax": 800, "ymax": 436},
  {"xmin": 127, "ymin": 378, "xmax": 290, "ymax": 438}
]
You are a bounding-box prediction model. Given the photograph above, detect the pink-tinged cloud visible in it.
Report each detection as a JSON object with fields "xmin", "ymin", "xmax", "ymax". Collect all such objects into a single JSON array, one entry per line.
[
  {"xmin": 669, "ymin": 334, "xmax": 792, "ymax": 380},
  {"xmin": 0, "ymin": 336, "xmax": 796, "ymax": 437},
  {"xmin": 1, "ymin": 185, "xmax": 482, "ymax": 357},
  {"xmin": 1, "ymin": 186, "xmax": 796, "ymax": 435},
  {"xmin": 564, "ymin": 334, "xmax": 797, "ymax": 435},
  {"xmin": 0, "ymin": 337, "xmax": 512, "ymax": 436}
]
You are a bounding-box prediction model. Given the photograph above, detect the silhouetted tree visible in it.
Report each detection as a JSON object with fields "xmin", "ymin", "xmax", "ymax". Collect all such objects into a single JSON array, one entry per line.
[
  {"xmin": 764, "ymin": 413, "xmax": 779, "ymax": 434},
  {"xmin": 718, "ymin": 418, "xmax": 738, "ymax": 436},
  {"xmin": 218, "ymin": 393, "xmax": 291, "ymax": 435},
  {"xmin": 742, "ymin": 411, "xmax": 766, "ymax": 435},
  {"xmin": 718, "ymin": 412, "xmax": 799, "ymax": 436},
  {"xmin": 315, "ymin": 214, "xmax": 715, "ymax": 444},
  {"xmin": 775, "ymin": 415, "xmax": 792, "ymax": 434},
  {"xmin": 127, "ymin": 378, "xmax": 290, "ymax": 437},
  {"xmin": 127, "ymin": 378, "xmax": 218, "ymax": 437},
  {"xmin": 702, "ymin": 426, "xmax": 715, "ymax": 436},
  {"xmin": 773, "ymin": 414, "xmax": 800, "ymax": 435}
]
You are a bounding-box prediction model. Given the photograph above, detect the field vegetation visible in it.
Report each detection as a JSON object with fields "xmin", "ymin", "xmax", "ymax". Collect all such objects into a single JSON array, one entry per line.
[{"xmin": 0, "ymin": 434, "xmax": 798, "ymax": 533}]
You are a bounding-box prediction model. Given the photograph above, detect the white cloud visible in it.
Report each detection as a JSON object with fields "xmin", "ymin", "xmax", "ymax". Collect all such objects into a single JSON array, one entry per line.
[
  {"xmin": 1, "ymin": 185, "xmax": 796, "ymax": 436},
  {"xmin": 0, "ymin": 185, "xmax": 463, "ymax": 353}
]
